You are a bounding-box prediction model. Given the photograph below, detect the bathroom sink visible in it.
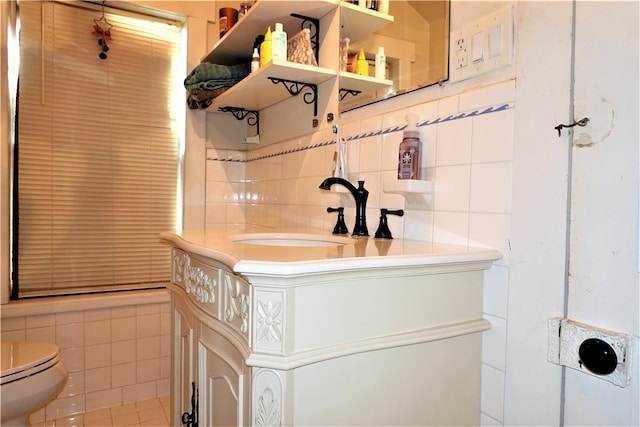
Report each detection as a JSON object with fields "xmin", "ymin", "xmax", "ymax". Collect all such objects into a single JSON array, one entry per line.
[{"xmin": 228, "ymin": 233, "xmax": 351, "ymax": 247}]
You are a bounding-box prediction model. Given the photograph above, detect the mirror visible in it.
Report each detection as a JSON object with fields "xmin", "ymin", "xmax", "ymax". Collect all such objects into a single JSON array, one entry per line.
[{"xmin": 339, "ymin": 0, "xmax": 450, "ymax": 112}]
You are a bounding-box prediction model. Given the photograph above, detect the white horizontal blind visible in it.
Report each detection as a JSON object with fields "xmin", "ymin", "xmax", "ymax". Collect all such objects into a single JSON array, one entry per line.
[{"xmin": 17, "ymin": 1, "xmax": 180, "ymax": 296}]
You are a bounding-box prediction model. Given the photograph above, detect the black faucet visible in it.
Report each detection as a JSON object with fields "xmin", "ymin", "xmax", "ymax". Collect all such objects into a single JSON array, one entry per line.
[{"xmin": 319, "ymin": 178, "xmax": 369, "ymax": 237}]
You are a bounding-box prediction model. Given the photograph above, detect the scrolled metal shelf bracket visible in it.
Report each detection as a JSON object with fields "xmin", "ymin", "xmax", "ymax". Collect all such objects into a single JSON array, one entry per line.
[
  {"xmin": 268, "ymin": 77, "xmax": 318, "ymax": 116},
  {"xmin": 339, "ymin": 88, "xmax": 361, "ymax": 101},
  {"xmin": 219, "ymin": 106, "xmax": 259, "ymax": 134},
  {"xmin": 290, "ymin": 13, "xmax": 320, "ymax": 63}
]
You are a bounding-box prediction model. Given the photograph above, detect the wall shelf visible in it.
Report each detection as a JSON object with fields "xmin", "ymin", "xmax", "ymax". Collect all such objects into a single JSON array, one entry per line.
[
  {"xmin": 340, "ymin": 2, "xmax": 395, "ymax": 42},
  {"xmin": 339, "ymin": 72, "xmax": 393, "ymax": 100},
  {"xmin": 202, "ymin": 1, "xmax": 336, "ymax": 65},
  {"xmin": 197, "ymin": 0, "xmax": 394, "ymax": 133},
  {"xmin": 383, "ymin": 179, "xmax": 433, "ymax": 210},
  {"xmin": 203, "ymin": 60, "xmax": 336, "ymax": 113}
]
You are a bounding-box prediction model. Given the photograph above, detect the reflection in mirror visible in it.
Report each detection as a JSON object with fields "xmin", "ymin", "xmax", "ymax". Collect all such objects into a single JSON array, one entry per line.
[{"xmin": 340, "ymin": 0, "xmax": 450, "ymax": 112}]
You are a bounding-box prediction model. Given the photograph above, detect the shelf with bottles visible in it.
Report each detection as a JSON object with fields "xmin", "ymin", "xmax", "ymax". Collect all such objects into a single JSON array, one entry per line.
[
  {"xmin": 202, "ymin": 1, "xmax": 336, "ymax": 65},
  {"xmin": 383, "ymin": 179, "xmax": 433, "ymax": 210},
  {"xmin": 198, "ymin": 0, "xmax": 394, "ymax": 117},
  {"xmin": 203, "ymin": 59, "xmax": 336, "ymax": 113},
  {"xmin": 339, "ymin": 2, "xmax": 394, "ymax": 101},
  {"xmin": 339, "ymin": 1, "xmax": 394, "ymax": 44}
]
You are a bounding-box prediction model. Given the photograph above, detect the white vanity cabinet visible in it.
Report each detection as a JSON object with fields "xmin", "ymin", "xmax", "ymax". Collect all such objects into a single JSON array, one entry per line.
[{"xmin": 163, "ymin": 230, "xmax": 502, "ymax": 426}]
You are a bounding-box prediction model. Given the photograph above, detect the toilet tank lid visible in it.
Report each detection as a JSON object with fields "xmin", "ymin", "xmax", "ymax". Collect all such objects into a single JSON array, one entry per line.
[{"xmin": 1, "ymin": 341, "xmax": 60, "ymax": 379}]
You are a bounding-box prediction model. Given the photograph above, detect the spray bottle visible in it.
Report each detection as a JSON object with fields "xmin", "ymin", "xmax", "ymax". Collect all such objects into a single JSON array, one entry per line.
[{"xmin": 333, "ymin": 125, "xmax": 348, "ymax": 180}]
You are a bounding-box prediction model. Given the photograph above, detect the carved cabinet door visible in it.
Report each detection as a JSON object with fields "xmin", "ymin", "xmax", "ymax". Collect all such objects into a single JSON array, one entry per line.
[
  {"xmin": 173, "ymin": 301, "xmax": 195, "ymax": 427},
  {"xmin": 198, "ymin": 324, "xmax": 251, "ymax": 426}
]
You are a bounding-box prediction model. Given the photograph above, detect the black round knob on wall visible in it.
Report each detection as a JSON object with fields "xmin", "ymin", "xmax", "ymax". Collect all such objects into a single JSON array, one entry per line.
[{"xmin": 578, "ymin": 338, "xmax": 617, "ymax": 375}]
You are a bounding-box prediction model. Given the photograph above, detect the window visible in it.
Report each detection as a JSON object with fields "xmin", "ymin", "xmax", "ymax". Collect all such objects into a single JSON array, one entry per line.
[{"xmin": 14, "ymin": 1, "xmax": 183, "ymax": 298}]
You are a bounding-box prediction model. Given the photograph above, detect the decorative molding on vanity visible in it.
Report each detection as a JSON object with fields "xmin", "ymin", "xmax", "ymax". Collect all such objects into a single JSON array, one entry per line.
[
  {"xmin": 172, "ymin": 249, "xmax": 251, "ymax": 344},
  {"xmin": 254, "ymin": 289, "xmax": 286, "ymax": 355},
  {"xmin": 246, "ymin": 318, "xmax": 491, "ymax": 370},
  {"xmin": 222, "ymin": 270, "xmax": 251, "ymax": 335},
  {"xmin": 186, "ymin": 264, "xmax": 218, "ymax": 305},
  {"xmin": 252, "ymin": 368, "xmax": 285, "ymax": 427}
]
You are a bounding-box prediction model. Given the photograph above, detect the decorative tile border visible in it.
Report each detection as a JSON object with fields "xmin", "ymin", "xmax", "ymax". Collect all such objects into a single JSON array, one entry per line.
[{"xmin": 207, "ymin": 102, "xmax": 514, "ymax": 163}]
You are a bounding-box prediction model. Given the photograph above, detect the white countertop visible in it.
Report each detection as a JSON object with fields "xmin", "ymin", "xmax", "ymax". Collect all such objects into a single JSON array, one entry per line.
[{"xmin": 159, "ymin": 226, "xmax": 502, "ymax": 276}]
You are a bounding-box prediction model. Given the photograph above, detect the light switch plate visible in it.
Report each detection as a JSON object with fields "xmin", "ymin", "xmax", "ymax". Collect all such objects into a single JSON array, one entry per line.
[{"xmin": 449, "ymin": 6, "xmax": 513, "ymax": 82}]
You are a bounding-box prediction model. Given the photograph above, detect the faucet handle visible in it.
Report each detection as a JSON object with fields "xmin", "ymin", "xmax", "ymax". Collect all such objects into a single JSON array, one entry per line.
[
  {"xmin": 374, "ymin": 208, "xmax": 404, "ymax": 240},
  {"xmin": 327, "ymin": 207, "xmax": 349, "ymax": 235}
]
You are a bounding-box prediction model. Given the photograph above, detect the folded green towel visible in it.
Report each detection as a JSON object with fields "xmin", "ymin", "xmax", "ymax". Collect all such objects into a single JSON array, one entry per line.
[{"xmin": 184, "ymin": 63, "xmax": 250, "ymax": 90}]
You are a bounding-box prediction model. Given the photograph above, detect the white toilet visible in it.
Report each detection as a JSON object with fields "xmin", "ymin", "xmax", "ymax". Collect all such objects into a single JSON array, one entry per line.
[{"xmin": 1, "ymin": 341, "xmax": 68, "ymax": 427}]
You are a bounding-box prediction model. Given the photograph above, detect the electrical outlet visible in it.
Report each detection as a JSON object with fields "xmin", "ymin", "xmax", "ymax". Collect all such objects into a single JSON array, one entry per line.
[
  {"xmin": 454, "ymin": 36, "xmax": 468, "ymax": 69},
  {"xmin": 456, "ymin": 50, "xmax": 468, "ymax": 69}
]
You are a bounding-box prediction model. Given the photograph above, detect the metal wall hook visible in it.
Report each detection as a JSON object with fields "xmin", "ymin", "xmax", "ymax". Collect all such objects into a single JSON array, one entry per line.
[{"xmin": 554, "ymin": 117, "xmax": 589, "ymax": 137}]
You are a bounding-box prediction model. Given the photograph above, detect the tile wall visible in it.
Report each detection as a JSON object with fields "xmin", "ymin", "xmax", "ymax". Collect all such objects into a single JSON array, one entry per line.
[
  {"xmin": 206, "ymin": 80, "xmax": 516, "ymax": 424},
  {"xmin": 0, "ymin": 291, "xmax": 171, "ymax": 424}
]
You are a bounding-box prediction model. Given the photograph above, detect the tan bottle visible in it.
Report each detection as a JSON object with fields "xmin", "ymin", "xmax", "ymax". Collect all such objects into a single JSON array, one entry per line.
[{"xmin": 397, "ymin": 114, "xmax": 421, "ymax": 180}]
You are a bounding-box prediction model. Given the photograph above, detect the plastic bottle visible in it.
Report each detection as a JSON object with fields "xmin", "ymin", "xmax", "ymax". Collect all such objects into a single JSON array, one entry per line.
[
  {"xmin": 334, "ymin": 125, "xmax": 348, "ymax": 180},
  {"xmin": 272, "ymin": 23, "xmax": 288, "ymax": 61},
  {"xmin": 377, "ymin": 0, "xmax": 389, "ymax": 14},
  {"xmin": 238, "ymin": 2, "xmax": 251, "ymax": 19},
  {"xmin": 251, "ymin": 48, "xmax": 259, "ymax": 73},
  {"xmin": 259, "ymin": 26, "xmax": 272, "ymax": 67},
  {"xmin": 398, "ymin": 114, "xmax": 422, "ymax": 180},
  {"xmin": 375, "ymin": 47, "xmax": 385, "ymax": 79},
  {"xmin": 355, "ymin": 48, "xmax": 368, "ymax": 76}
]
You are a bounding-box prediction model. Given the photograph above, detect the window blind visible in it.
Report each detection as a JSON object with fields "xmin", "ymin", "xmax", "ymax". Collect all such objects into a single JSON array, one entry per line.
[{"xmin": 16, "ymin": 1, "xmax": 181, "ymax": 297}]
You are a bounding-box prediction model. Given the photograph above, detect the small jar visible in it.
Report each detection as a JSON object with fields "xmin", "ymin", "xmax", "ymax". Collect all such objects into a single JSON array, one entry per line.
[
  {"xmin": 238, "ymin": 2, "xmax": 252, "ymax": 19},
  {"xmin": 219, "ymin": 8, "xmax": 238, "ymax": 38}
]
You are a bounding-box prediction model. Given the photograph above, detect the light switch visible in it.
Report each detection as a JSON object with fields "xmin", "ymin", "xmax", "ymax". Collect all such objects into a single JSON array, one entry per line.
[
  {"xmin": 488, "ymin": 24, "xmax": 503, "ymax": 57},
  {"xmin": 471, "ymin": 31, "xmax": 484, "ymax": 62},
  {"xmin": 449, "ymin": 5, "xmax": 513, "ymax": 82}
]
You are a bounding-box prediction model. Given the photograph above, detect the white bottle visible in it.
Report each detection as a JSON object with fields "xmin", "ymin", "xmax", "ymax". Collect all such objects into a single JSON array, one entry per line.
[
  {"xmin": 377, "ymin": 0, "xmax": 389, "ymax": 14},
  {"xmin": 251, "ymin": 48, "xmax": 259, "ymax": 73},
  {"xmin": 375, "ymin": 47, "xmax": 386, "ymax": 79},
  {"xmin": 272, "ymin": 23, "xmax": 288, "ymax": 61}
]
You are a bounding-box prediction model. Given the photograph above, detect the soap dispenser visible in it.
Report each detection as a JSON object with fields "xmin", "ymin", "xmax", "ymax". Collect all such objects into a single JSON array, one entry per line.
[{"xmin": 397, "ymin": 113, "xmax": 421, "ymax": 180}]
